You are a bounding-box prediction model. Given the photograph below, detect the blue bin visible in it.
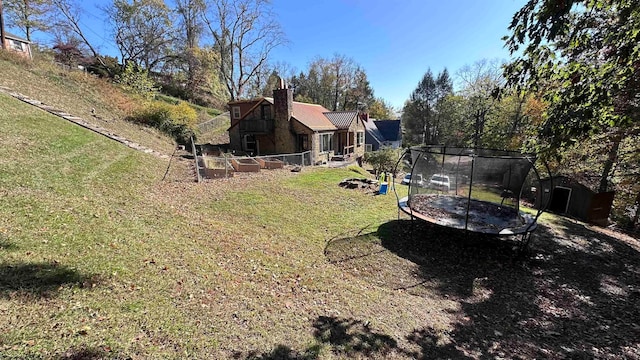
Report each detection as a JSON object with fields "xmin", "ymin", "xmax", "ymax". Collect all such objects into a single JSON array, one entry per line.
[{"xmin": 379, "ymin": 182, "xmax": 388, "ymax": 195}]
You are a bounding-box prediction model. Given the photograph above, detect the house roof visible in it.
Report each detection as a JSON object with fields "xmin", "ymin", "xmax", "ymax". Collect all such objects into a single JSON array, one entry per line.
[
  {"xmin": 323, "ymin": 111, "xmax": 357, "ymax": 130},
  {"xmin": 364, "ymin": 118, "xmax": 385, "ymax": 144},
  {"xmin": 263, "ymin": 97, "xmax": 337, "ymax": 131},
  {"xmin": 293, "ymin": 103, "xmax": 337, "ymax": 131},
  {"xmin": 4, "ymin": 31, "xmax": 30, "ymax": 43},
  {"xmin": 374, "ymin": 120, "xmax": 401, "ymax": 142}
]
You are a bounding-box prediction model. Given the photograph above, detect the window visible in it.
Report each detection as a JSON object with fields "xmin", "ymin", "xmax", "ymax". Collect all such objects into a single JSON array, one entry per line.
[
  {"xmin": 9, "ymin": 40, "xmax": 24, "ymax": 52},
  {"xmin": 232, "ymin": 106, "xmax": 241, "ymax": 119},
  {"xmin": 320, "ymin": 133, "xmax": 333, "ymax": 153},
  {"xmin": 243, "ymin": 134, "xmax": 256, "ymax": 153},
  {"xmin": 356, "ymin": 131, "xmax": 364, "ymax": 146},
  {"xmin": 260, "ymin": 104, "xmax": 271, "ymax": 119}
]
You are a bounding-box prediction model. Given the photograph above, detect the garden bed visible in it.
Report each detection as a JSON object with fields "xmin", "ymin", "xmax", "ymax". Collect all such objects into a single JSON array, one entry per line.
[
  {"xmin": 231, "ymin": 157, "xmax": 261, "ymax": 172},
  {"xmin": 203, "ymin": 157, "xmax": 234, "ymax": 178},
  {"xmin": 257, "ymin": 157, "xmax": 284, "ymax": 169}
]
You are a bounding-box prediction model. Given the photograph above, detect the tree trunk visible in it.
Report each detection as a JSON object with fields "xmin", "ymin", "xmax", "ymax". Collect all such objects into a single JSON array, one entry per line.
[
  {"xmin": 633, "ymin": 191, "xmax": 640, "ymax": 228},
  {"xmin": 598, "ymin": 134, "xmax": 622, "ymax": 193}
]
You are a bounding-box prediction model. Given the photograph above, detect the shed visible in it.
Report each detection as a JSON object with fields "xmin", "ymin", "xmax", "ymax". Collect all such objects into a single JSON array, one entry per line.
[{"xmin": 535, "ymin": 175, "xmax": 614, "ymax": 226}]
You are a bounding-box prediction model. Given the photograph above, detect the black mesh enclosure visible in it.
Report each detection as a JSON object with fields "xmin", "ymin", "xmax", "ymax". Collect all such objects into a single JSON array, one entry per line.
[{"xmin": 397, "ymin": 146, "xmax": 544, "ymax": 236}]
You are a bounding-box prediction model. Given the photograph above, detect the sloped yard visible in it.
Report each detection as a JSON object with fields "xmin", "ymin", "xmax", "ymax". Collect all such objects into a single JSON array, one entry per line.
[{"xmin": 1, "ymin": 93, "xmax": 639, "ymax": 359}]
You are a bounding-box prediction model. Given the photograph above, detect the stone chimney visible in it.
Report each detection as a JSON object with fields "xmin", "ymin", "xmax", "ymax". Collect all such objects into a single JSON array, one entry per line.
[
  {"xmin": 273, "ymin": 78, "xmax": 295, "ymax": 153},
  {"xmin": 273, "ymin": 78, "xmax": 293, "ymax": 123}
]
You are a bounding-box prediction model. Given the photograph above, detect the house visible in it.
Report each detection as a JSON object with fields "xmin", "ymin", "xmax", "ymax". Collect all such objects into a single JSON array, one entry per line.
[
  {"xmin": 535, "ymin": 175, "xmax": 615, "ymax": 226},
  {"xmin": 364, "ymin": 118, "xmax": 402, "ymax": 151},
  {"xmin": 227, "ymin": 81, "xmax": 366, "ymax": 165},
  {"xmin": 1, "ymin": 32, "xmax": 32, "ymax": 59}
]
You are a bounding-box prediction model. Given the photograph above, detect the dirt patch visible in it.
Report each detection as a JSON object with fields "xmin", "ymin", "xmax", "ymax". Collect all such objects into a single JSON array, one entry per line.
[{"xmin": 338, "ymin": 178, "xmax": 379, "ymax": 194}]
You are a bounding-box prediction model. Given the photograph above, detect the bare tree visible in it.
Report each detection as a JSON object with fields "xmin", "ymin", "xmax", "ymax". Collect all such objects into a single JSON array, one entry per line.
[
  {"xmin": 175, "ymin": 0, "xmax": 203, "ymax": 49},
  {"xmin": 175, "ymin": 0, "xmax": 205, "ymax": 96},
  {"xmin": 202, "ymin": 0, "xmax": 287, "ymax": 101},
  {"xmin": 51, "ymin": 0, "xmax": 101, "ymax": 59}
]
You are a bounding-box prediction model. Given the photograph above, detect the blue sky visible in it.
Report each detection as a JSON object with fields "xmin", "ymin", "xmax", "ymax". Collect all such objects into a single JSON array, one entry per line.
[
  {"xmin": 270, "ymin": 0, "xmax": 526, "ymax": 110},
  {"xmin": 7, "ymin": 0, "xmax": 526, "ymax": 110}
]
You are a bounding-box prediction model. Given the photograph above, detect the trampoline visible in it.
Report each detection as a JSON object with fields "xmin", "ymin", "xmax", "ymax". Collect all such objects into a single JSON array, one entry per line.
[{"xmin": 394, "ymin": 146, "xmax": 548, "ymax": 248}]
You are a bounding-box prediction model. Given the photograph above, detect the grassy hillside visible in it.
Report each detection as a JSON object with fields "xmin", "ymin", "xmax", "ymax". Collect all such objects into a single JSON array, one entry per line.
[
  {"xmin": 0, "ymin": 92, "xmax": 404, "ymax": 358},
  {"xmin": 0, "ymin": 52, "xmax": 208, "ymax": 154},
  {"xmin": 2, "ymin": 92, "xmax": 639, "ymax": 359}
]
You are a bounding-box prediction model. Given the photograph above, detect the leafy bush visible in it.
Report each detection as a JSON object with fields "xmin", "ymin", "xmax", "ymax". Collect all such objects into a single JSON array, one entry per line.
[
  {"xmin": 86, "ymin": 56, "xmax": 122, "ymax": 79},
  {"xmin": 128, "ymin": 101, "xmax": 199, "ymax": 144},
  {"xmin": 364, "ymin": 147, "xmax": 400, "ymax": 176},
  {"xmin": 116, "ymin": 62, "xmax": 158, "ymax": 99}
]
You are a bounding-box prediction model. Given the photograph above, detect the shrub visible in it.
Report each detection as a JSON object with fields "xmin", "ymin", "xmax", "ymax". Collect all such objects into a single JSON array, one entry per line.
[
  {"xmin": 116, "ymin": 62, "xmax": 158, "ymax": 99},
  {"xmin": 86, "ymin": 56, "xmax": 122, "ymax": 78},
  {"xmin": 128, "ymin": 101, "xmax": 199, "ymax": 144},
  {"xmin": 364, "ymin": 147, "xmax": 400, "ymax": 176}
]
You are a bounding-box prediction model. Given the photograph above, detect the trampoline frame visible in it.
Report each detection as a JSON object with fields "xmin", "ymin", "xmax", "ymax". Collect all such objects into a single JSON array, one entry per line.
[{"xmin": 393, "ymin": 146, "xmax": 550, "ymax": 251}]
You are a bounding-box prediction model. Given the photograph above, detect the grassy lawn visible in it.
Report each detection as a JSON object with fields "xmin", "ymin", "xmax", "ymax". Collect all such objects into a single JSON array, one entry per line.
[
  {"xmin": 0, "ymin": 53, "xmax": 180, "ymax": 155},
  {"xmin": 2, "ymin": 93, "xmax": 639, "ymax": 359}
]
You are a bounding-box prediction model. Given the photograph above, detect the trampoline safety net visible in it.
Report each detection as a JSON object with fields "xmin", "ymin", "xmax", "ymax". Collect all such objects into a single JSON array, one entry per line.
[{"xmin": 398, "ymin": 146, "xmax": 543, "ymax": 236}]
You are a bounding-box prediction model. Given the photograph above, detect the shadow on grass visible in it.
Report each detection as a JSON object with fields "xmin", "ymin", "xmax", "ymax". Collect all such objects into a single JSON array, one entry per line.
[
  {"xmin": 236, "ymin": 315, "xmax": 398, "ymax": 359},
  {"xmin": 0, "ymin": 262, "xmax": 97, "ymax": 300},
  {"xmin": 321, "ymin": 218, "xmax": 640, "ymax": 359},
  {"xmin": 0, "ymin": 346, "xmax": 123, "ymax": 360},
  {"xmin": 57, "ymin": 346, "xmax": 124, "ymax": 360}
]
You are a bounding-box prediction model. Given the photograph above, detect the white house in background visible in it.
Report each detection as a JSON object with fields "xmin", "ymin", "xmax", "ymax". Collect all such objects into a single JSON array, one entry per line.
[
  {"xmin": 364, "ymin": 119, "xmax": 402, "ymax": 151},
  {"xmin": 1, "ymin": 32, "xmax": 32, "ymax": 60}
]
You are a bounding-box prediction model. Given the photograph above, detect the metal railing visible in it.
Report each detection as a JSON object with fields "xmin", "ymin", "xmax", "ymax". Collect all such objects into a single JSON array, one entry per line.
[{"xmin": 198, "ymin": 151, "xmax": 312, "ymax": 179}]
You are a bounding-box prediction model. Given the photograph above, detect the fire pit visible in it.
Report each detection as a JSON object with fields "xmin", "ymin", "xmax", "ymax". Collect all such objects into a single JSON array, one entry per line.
[{"xmin": 394, "ymin": 146, "xmax": 546, "ymax": 243}]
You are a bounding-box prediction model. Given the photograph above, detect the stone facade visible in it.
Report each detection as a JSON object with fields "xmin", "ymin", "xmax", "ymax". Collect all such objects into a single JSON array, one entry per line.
[{"xmin": 273, "ymin": 88, "xmax": 295, "ymax": 154}]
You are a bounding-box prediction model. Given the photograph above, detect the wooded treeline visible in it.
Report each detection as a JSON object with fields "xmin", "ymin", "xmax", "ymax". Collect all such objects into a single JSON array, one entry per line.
[{"xmin": 401, "ymin": 0, "xmax": 639, "ymax": 229}]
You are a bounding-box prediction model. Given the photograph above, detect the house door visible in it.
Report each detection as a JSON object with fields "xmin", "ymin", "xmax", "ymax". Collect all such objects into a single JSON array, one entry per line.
[
  {"xmin": 297, "ymin": 134, "xmax": 309, "ymax": 152},
  {"xmin": 549, "ymin": 186, "xmax": 572, "ymax": 213},
  {"xmin": 336, "ymin": 133, "xmax": 345, "ymax": 154}
]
